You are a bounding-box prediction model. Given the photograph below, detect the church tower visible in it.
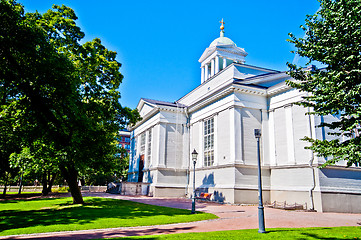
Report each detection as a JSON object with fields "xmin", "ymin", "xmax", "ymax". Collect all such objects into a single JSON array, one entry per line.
[{"xmin": 199, "ymin": 19, "xmax": 248, "ymax": 83}]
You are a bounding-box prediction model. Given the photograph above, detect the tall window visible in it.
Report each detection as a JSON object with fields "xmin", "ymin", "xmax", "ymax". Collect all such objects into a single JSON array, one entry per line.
[
  {"xmin": 204, "ymin": 118, "xmax": 214, "ymax": 166},
  {"xmin": 147, "ymin": 129, "xmax": 152, "ymax": 163},
  {"xmin": 131, "ymin": 136, "xmax": 137, "ymax": 167},
  {"xmin": 140, "ymin": 133, "xmax": 146, "ymax": 154}
]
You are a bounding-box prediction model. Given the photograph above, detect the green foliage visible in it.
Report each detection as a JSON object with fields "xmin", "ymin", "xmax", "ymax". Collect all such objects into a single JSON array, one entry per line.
[
  {"xmin": 287, "ymin": 0, "xmax": 361, "ymax": 166},
  {"xmin": 0, "ymin": 197, "xmax": 217, "ymax": 236},
  {"xmin": 82, "ymin": 149, "xmax": 129, "ymax": 185},
  {"xmin": 0, "ymin": 0, "xmax": 140, "ymax": 203},
  {"xmin": 53, "ymin": 186, "xmax": 70, "ymax": 193}
]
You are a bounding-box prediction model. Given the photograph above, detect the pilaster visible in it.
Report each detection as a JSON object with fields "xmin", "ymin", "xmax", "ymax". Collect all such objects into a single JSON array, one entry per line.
[
  {"xmin": 285, "ymin": 105, "xmax": 296, "ymax": 165},
  {"xmin": 201, "ymin": 66, "xmax": 205, "ymax": 83},
  {"xmin": 157, "ymin": 123, "xmax": 166, "ymax": 167},
  {"xmin": 261, "ymin": 110, "xmax": 269, "ymax": 165},
  {"xmin": 214, "ymin": 112, "xmax": 219, "ymax": 165},
  {"xmin": 215, "ymin": 56, "xmax": 220, "ymax": 74},
  {"xmin": 145, "ymin": 130, "xmax": 149, "ymax": 169},
  {"xmin": 182, "ymin": 124, "xmax": 189, "ymax": 169},
  {"xmin": 199, "ymin": 120, "xmax": 203, "ymax": 168},
  {"xmin": 205, "ymin": 64, "xmax": 209, "ymax": 81},
  {"xmin": 211, "ymin": 58, "xmax": 215, "ymax": 76},
  {"xmin": 229, "ymin": 106, "xmax": 236, "ymax": 163},
  {"xmin": 268, "ymin": 109, "xmax": 277, "ymax": 166}
]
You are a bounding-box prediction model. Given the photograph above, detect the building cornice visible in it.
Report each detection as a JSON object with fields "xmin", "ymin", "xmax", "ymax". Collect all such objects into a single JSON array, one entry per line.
[
  {"xmin": 147, "ymin": 167, "xmax": 188, "ymax": 172},
  {"xmin": 266, "ymin": 81, "xmax": 292, "ymax": 96},
  {"xmin": 187, "ymin": 82, "xmax": 267, "ymax": 113},
  {"xmin": 177, "ymin": 64, "xmax": 235, "ymax": 103},
  {"xmin": 129, "ymin": 108, "xmax": 159, "ymax": 131},
  {"xmin": 130, "ymin": 104, "xmax": 187, "ymax": 131},
  {"xmin": 194, "ymin": 163, "xmax": 271, "ymax": 171}
]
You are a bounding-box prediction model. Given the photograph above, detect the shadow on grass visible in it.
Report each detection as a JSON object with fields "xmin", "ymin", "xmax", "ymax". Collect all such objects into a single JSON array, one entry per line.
[
  {"xmin": 125, "ymin": 197, "xmax": 210, "ymax": 211},
  {"xmin": 301, "ymin": 232, "xmax": 347, "ymax": 240},
  {"xmin": 0, "ymin": 197, "xmax": 199, "ymax": 234},
  {"xmin": 266, "ymin": 227, "xmax": 358, "ymax": 240},
  {"xmin": 0, "ymin": 196, "xmax": 66, "ymax": 204},
  {"xmin": 23, "ymin": 226, "xmax": 196, "ymax": 240}
]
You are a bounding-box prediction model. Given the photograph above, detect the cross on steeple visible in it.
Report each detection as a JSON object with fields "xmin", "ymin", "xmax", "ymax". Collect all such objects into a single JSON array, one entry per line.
[
  {"xmin": 220, "ymin": 18, "xmax": 225, "ymax": 37},
  {"xmin": 220, "ymin": 19, "xmax": 225, "ymax": 31}
]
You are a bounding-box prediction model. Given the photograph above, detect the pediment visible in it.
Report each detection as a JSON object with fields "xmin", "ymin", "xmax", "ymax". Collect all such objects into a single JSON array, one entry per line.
[
  {"xmin": 199, "ymin": 45, "xmax": 248, "ymax": 64},
  {"xmin": 137, "ymin": 100, "xmax": 156, "ymax": 118}
]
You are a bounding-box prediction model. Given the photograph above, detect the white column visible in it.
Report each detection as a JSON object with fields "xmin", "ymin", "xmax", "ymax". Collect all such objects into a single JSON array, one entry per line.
[
  {"xmin": 268, "ymin": 110, "xmax": 277, "ymax": 166},
  {"xmin": 158, "ymin": 123, "xmax": 166, "ymax": 167},
  {"xmin": 199, "ymin": 121, "xmax": 203, "ymax": 167},
  {"xmin": 234, "ymin": 107, "xmax": 243, "ymax": 163},
  {"xmin": 261, "ymin": 110, "xmax": 269, "ymax": 166},
  {"xmin": 145, "ymin": 130, "xmax": 149, "ymax": 169},
  {"xmin": 182, "ymin": 124, "xmax": 189, "ymax": 169},
  {"xmin": 215, "ymin": 56, "xmax": 220, "ymax": 74},
  {"xmin": 211, "ymin": 58, "xmax": 215, "ymax": 76},
  {"xmin": 223, "ymin": 58, "xmax": 227, "ymax": 69},
  {"xmin": 214, "ymin": 113, "xmax": 218, "ymax": 165},
  {"xmin": 205, "ymin": 64, "xmax": 209, "ymax": 81},
  {"xmin": 229, "ymin": 106, "xmax": 236, "ymax": 163},
  {"xmin": 285, "ymin": 105, "xmax": 296, "ymax": 165},
  {"xmin": 201, "ymin": 66, "xmax": 205, "ymax": 83}
]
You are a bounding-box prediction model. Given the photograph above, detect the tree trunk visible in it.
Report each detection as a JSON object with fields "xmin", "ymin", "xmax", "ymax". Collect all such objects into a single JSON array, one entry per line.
[
  {"xmin": 2, "ymin": 173, "xmax": 8, "ymax": 196},
  {"xmin": 18, "ymin": 172, "xmax": 23, "ymax": 195},
  {"xmin": 42, "ymin": 172, "xmax": 49, "ymax": 196},
  {"xmin": 2, "ymin": 186, "xmax": 6, "ymax": 196},
  {"xmin": 46, "ymin": 172, "xmax": 57, "ymax": 193},
  {"xmin": 59, "ymin": 164, "xmax": 84, "ymax": 204}
]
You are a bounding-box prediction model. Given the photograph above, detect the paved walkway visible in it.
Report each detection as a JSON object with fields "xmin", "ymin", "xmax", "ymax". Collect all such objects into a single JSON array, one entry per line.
[{"xmin": 2, "ymin": 192, "xmax": 361, "ymax": 240}]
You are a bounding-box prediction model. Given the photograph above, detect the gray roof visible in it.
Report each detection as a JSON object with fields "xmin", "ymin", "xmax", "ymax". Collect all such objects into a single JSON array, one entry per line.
[
  {"xmin": 142, "ymin": 98, "xmax": 187, "ymax": 108},
  {"xmin": 242, "ymin": 71, "xmax": 282, "ymax": 81}
]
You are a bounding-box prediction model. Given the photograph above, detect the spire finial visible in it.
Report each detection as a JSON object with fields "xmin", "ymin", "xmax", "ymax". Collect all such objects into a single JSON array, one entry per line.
[{"xmin": 220, "ymin": 18, "xmax": 225, "ymax": 37}]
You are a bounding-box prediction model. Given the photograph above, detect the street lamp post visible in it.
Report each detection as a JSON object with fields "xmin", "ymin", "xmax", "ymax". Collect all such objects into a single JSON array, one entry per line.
[
  {"xmin": 254, "ymin": 129, "xmax": 266, "ymax": 233},
  {"xmin": 191, "ymin": 149, "xmax": 198, "ymax": 214}
]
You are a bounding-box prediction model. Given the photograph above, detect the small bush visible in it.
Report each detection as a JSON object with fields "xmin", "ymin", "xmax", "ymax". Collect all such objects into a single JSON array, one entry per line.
[{"xmin": 53, "ymin": 186, "xmax": 70, "ymax": 193}]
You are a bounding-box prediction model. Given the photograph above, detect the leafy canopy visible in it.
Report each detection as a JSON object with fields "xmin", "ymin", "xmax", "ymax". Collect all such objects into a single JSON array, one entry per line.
[
  {"xmin": 0, "ymin": 0, "xmax": 140, "ymax": 202},
  {"xmin": 287, "ymin": 0, "xmax": 361, "ymax": 166}
]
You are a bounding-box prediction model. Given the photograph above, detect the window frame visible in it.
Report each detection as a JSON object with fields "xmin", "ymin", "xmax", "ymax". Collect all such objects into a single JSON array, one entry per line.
[{"xmin": 203, "ymin": 117, "xmax": 214, "ymax": 167}]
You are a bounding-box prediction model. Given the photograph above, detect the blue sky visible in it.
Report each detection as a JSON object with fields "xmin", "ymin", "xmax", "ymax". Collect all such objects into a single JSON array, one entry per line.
[{"xmin": 21, "ymin": 0, "xmax": 320, "ymax": 109}]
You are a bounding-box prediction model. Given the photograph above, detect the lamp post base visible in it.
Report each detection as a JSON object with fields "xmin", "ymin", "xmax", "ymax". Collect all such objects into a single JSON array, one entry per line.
[
  {"xmin": 258, "ymin": 206, "xmax": 266, "ymax": 233},
  {"xmin": 191, "ymin": 197, "xmax": 196, "ymax": 214}
]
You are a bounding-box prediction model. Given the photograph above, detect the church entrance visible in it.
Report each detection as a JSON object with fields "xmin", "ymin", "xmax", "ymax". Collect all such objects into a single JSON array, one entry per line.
[{"xmin": 138, "ymin": 155, "xmax": 144, "ymax": 182}]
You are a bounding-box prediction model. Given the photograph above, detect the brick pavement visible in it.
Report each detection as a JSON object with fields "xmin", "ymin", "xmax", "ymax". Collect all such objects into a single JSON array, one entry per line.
[{"xmin": 1, "ymin": 192, "xmax": 361, "ymax": 240}]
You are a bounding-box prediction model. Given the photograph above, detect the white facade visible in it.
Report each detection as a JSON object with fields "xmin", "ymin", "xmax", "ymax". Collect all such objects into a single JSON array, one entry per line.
[{"xmin": 128, "ymin": 27, "xmax": 361, "ymax": 213}]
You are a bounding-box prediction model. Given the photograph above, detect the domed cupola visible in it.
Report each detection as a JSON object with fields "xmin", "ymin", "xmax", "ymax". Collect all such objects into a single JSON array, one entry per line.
[{"xmin": 199, "ymin": 19, "xmax": 248, "ymax": 83}]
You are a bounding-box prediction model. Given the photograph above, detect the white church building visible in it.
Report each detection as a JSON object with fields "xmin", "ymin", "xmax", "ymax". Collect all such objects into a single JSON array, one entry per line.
[{"xmin": 127, "ymin": 22, "xmax": 361, "ymax": 213}]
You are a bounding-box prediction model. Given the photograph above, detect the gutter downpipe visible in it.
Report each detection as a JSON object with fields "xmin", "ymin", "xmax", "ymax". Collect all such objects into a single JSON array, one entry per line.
[
  {"xmin": 184, "ymin": 107, "xmax": 191, "ymax": 197},
  {"xmin": 307, "ymin": 101, "xmax": 316, "ymax": 211}
]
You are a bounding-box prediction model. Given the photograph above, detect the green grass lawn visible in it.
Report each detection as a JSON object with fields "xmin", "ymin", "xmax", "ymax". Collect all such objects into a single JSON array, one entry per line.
[
  {"xmin": 0, "ymin": 197, "xmax": 217, "ymax": 236},
  {"xmin": 104, "ymin": 227, "xmax": 361, "ymax": 239}
]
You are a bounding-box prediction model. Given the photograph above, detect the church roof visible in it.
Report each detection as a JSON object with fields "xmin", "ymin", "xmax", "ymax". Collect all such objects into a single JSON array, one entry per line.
[
  {"xmin": 209, "ymin": 36, "xmax": 236, "ymax": 47},
  {"xmin": 199, "ymin": 20, "xmax": 247, "ymax": 64},
  {"xmin": 141, "ymin": 98, "xmax": 186, "ymax": 108},
  {"xmin": 233, "ymin": 82, "xmax": 268, "ymax": 89}
]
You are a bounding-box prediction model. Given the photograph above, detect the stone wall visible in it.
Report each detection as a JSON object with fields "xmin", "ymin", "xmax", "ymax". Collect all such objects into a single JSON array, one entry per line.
[
  {"xmin": 120, "ymin": 182, "xmax": 150, "ymax": 195},
  {"xmin": 0, "ymin": 185, "xmax": 107, "ymax": 193}
]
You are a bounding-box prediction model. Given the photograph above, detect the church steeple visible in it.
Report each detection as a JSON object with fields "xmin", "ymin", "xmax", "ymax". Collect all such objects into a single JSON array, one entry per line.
[
  {"xmin": 220, "ymin": 18, "xmax": 225, "ymax": 38},
  {"xmin": 198, "ymin": 19, "xmax": 248, "ymax": 83}
]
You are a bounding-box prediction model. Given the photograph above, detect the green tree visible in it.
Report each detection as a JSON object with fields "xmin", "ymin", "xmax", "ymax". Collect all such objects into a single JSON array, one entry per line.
[
  {"xmin": 82, "ymin": 147, "xmax": 129, "ymax": 185},
  {"xmin": 287, "ymin": 0, "xmax": 361, "ymax": 166},
  {"xmin": 0, "ymin": 0, "xmax": 140, "ymax": 203}
]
